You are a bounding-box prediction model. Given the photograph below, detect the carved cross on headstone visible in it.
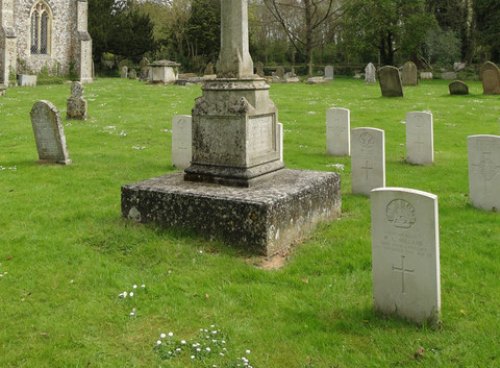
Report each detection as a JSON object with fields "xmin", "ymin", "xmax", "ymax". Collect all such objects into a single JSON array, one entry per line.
[
  {"xmin": 216, "ymin": 0, "xmax": 254, "ymax": 78},
  {"xmin": 361, "ymin": 160, "xmax": 373, "ymax": 180},
  {"xmin": 392, "ymin": 255, "xmax": 414, "ymax": 294}
]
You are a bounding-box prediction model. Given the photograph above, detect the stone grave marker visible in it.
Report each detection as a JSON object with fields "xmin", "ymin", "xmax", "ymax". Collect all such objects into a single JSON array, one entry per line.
[
  {"xmin": 326, "ymin": 107, "xmax": 350, "ymax": 156},
  {"xmin": 30, "ymin": 100, "xmax": 71, "ymax": 165},
  {"xmin": 449, "ymin": 80, "xmax": 469, "ymax": 95},
  {"xmin": 371, "ymin": 187, "xmax": 441, "ymax": 325},
  {"xmin": 18, "ymin": 75, "xmax": 37, "ymax": 87},
  {"xmin": 139, "ymin": 57, "xmax": 150, "ymax": 80},
  {"xmin": 379, "ymin": 66, "xmax": 403, "ymax": 97},
  {"xmin": 121, "ymin": 66, "xmax": 128, "ymax": 79},
  {"xmin": 0, "ymin": 84, "xmax": 6, "ymax": 96},
  {"xmin": 480, "ymin": 61, "xmax": 500, "ymax": 95},
  {"xmin": 275, "ymin": 66, "xmax": 285, "ymax": 79},
  {"xmin": 420, "ymin": 72, "xmax": 433, "ymax": 80},
  {"xmin": 351, "ymin": 127, "xmax": 385, "ymax": 195},
  {"xmin": 277, "ymin": 122, "xmax": 283, "ymax": 162},
  {"xmin": 128, "ymin": 69, "xmax": 137, "ymax": 79},
  {"xmin": 441, "ymin": 71, "xmax": 457, "ymax": 80},
  {"xmin": 66, "ymin": 81, "xmax": 88, "ymax": 120},
  {"xmin": 467, "ymin": 135, "xmax": 500, "ymax": 211},
  {"xmin": 325, "ymin": 65, "xmax": 334, "ymax": 80},
  {"xmin": 172, "ymin": 115, "xmax": 193, "ymax": 170},
  {"xmin": 255, "ymin": 62, "xmax": 265, "ymax": 77},
  {"xmin": 365, "ymin": 63, "xmax": 376, "ymax": 84},
  {"xmin": 402, "ymin": 61, "xmax": 418, "ymax": 86},
  {"xmin": 406, "ymin": 111, "xmax": 434, "ymax": 165},
  {"xmin": 204, "ymin": 62, "xmax": 215, "ymax": 75}
]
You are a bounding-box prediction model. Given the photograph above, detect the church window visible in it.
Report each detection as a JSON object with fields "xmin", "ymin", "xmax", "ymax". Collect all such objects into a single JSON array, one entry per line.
[{"xmin": 30, "ymin": 2, "xmax": 52, "ymax": 55}]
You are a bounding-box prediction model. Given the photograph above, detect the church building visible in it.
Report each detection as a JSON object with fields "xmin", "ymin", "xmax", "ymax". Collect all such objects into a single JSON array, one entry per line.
[{"xmin": 0, "ymin": 0, "xmax": 92, "ymax": 86}]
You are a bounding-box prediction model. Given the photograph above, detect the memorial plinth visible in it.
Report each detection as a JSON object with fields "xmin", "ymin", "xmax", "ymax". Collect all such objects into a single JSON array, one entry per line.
[
  {"xmin": 120, "ymin": 0, "xmax": 341, "ymax": 256},
  {"xmin": 122, "ymin": 170, "xmax": 340, "ymax": 256}
]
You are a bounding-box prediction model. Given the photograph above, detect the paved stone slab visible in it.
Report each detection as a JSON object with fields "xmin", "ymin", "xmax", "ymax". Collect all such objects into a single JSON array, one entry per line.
[
  {"xmin": 379, "ymin": 66, "xmax": 403, "ymax": 97},
  {"xmin": 371, "ymin": 187, "xmax": 441, "ymax": 325},
  {"xmin": 406, "ymin": 112, "xmax": 434, "ymax": 165},
  {"xmin": 326, "ymin": 107, "xmax": 350, "ymax": 156},
  {"xmin": 351, "ymin": 128, "xmax": 385, "ymax": 195},
  {"xmin": 30, "ymin": 100, "xmax": 71, "ymax": 165},
  {"xmin": 468, "ymin": 135, "xmax": 500, "ymax": 211},
  {"xmin": 172, "ymin": 115, "xmax": 193, "ymax": 170},
  {"xmin": 122, "ymin": 169, "xmax": 341, "ymax": 256}
]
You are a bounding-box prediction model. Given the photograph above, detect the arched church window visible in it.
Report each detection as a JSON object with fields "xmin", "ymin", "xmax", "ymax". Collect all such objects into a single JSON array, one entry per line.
[{"xmin": 30, "ymin": 1, "xmax": 52, "ymax": 55}]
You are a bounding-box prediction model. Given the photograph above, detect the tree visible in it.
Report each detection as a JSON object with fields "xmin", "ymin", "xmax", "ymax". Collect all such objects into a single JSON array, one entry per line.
[
  {"xmin": 342, "ymin": 0, "xmax": 435, "ymax": 66},
  {"xmin": 264, "ymin": 0, "xmax": 341, "ymax": 75},
  {"xmin": 474, "ymin": 0, "xmax": 500, "ymax": 61}
]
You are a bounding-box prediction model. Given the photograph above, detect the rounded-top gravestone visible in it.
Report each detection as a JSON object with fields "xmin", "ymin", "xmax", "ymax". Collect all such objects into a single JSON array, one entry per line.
[{"xmin": 449, "ymin": 80, "xmax": 469, "ymax": 95}]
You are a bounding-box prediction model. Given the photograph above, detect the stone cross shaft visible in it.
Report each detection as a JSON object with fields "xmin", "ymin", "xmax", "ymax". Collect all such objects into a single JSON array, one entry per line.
[{"xmin": 216, "ymin": 0, "xmax": 254, "ymax": 78}]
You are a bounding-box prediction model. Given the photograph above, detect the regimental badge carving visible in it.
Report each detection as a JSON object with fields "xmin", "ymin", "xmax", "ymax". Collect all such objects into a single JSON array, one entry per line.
[
  {"xmin": 386, "ymin": 199, "xmax": 416, "ymax": 229},
  {"xmin": 359, "ymin": 132, "xmax": 375, "ymax": 148}
]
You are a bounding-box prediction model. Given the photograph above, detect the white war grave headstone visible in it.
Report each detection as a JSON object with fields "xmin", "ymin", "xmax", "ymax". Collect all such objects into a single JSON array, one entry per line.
[
  {"xmin": 30, "ymin": 100, "xmax": 71, "ymax": 165},
  {"xmin": 172, "ymin": 115, "xmax": 193, "ymax": 170},
  {"xmin": 371, "ymin": 187, "xmax": 441, "ymax": 325},
  {"xmin": 326, "ymin": 107, "xmax": 350, "ymax": 156},
  {"xmin": 351, "ymin": 128, "xmax": 385, "ymax": 195},
  {"xmin": 365, "ymin": 63, "xmax": 376, "ymax": 84},
  {"xmin": 467, "ymin": 135, "xmax": 500, "ymax": 211},
  {"xmin": 406, "ymin": 111, "xmax": 434, "ymax": 165}
]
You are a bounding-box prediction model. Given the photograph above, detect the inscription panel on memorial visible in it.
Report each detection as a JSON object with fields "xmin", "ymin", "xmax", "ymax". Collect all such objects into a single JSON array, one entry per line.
[{"xmin": 247, "ymin": 114, "xmax": 275, "ymax": 158}]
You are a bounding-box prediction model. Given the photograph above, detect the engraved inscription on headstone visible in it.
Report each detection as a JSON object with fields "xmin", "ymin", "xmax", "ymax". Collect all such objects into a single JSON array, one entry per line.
[
  {"xmin": 248, "ymin": 115, "xmax": 275, "ymax": 157},
  {"xmin": 371, "ymin": 187, "xmax": 441, "ymax": 325},
  {"xmin": 326, "ymin": 107, "xmax": 350, "ymax": 156},
  {"xmin": 172, "ymin": 115, "xmax": 193, "ymax": 170},
  {"xmin": 467, "ymin": 135, "xmax": 500, "ymax": 211},
  {"xmin": 406, "ymin": 111, "xmax": 434, "ymax": 165},
  {"xmin": 351, "ymin": 128, "xmax": 385, "ymax": 195},
  {"xmin": 30, "ymin": 100, "xmax": 71, "ymax": 165}
]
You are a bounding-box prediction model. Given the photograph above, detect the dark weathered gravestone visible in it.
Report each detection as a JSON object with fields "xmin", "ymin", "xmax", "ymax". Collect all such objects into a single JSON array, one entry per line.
[
  {"xmin": 480, "ymin": 61, "xmax": 500, "ymax": 95},
  {"xmin": 31, "ymin": 100, "xmax": 71, "ymax": 165},
  {"xmin": 401, "ymin": 61, "xmax": 418, "ymax": 86},
  {"xmin": 449, "ymin": 80, "xmax": 469, "ymax": 95},
  {"xmin": 379, "ymin": 66, "xmax": 403, "ymax": 97},
  {"xmin": 204, "ymin": 62, "xmax": 215, "ymax": 75},
  {"xmin": 128, "ymin": 69, "xmax": 137, "ymax": 79},
  {"xmin": 66, "ymin": 81, "xmax": 88, "ymax": 120},
  {"xmin": 275, "ymin": 66, "xmax": 285, "ymax": 79},
  {"xmin": 255, "ymin": 61, "xmax": 264, "ymax": 77}
]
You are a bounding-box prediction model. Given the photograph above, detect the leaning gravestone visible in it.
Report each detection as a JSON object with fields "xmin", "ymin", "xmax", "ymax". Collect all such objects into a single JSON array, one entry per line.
[
  {"xmin": 351, "ymin": 127, "xmax": 385, "ymax": 195},
  {"xmin": 406, "ymin": 111, "xmax": 434, "ymax": 165},
  {"xmin": 326, "ymin": 107, "xmax": 350, "ymax": 156},
  {"xmin": 480, "ymin": 61, "xmax": 500, "ymax": 95},
  {"xmin": 365, "ymin": 63, "xmax": 376, "ymax": 84},
  {"xmin": 371, "ymin": 187, "xmax": 441, "ymax": 325},
  {"xmin": 379, "ymin": 66, "xmax": 403, "ymax": 97},
  {"xmin": 66, "ymin": 81, "xmax": 88, "ymax": 120},
  {"xmin": 467, "ymin": 135, "xmax": 500, "ymax": 211},
  {"xmin": 449, "ymin": 80, "xmax": 469, "ymax": 95},
  {"xmin": 401, "ymin": 61, "xmax": 418, "ymax": 86},
  {"xmin": 31, "ymin": 100, "xmax": 71, "ymax": 165},
  {"xmin": 325, "ymin": 65, "xmax": 334, "ymax": 80},
  {"xmin": 172, "ymin": 115, "xmax": 192, "ymax": 170}
]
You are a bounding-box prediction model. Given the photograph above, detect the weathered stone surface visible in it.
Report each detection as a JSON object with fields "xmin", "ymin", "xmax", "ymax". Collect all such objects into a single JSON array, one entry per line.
[
  {"xmin": 204, "ymin": 62, "xmax": 215, "ymax": 75},
  {"xmin": 379, "ymin": 66, "xmax": 403, "ymax": 97},
  {"xmin": 449, "ymin": 80, "xmax": 469, "ymax": 95},
  {"xmin": 306, "ymin": 76, "xmax": 326, "ymax": 84},
  {"xmin": 371, "ymin": 187, "xmax": 441, "ymax": 325},
  {"xmin": 172, "ymin": 115, "xmax": 192, "ymax": 170},
  {"xmin": 121, "ymin": 66, "xmax": 128, "ymax": 78},
  {"xmin": 441, "ymin": 71, "xmax": 457, "ymax": 80},
  {"xmin": 468, "ymin": 135, "xmax": 500, "ymax": 211},
  {"xmin": 406, "ymin": 112, "xmax": 434, "ymax": 165},
  {"xmin": 128, "ymin": 69, "xmax": 137, "ymax": 79},
  {"xmin": 401, "ymin": 61, "xmax": 418, "ymax": 86},
  {"xmin": 122, "ymin": 169, "xmax": 341, "ymax": 256},
  {"xmin": 351, "ymin": 127, "xmax": 385, "ymax": 195},
  {"xmin": 0, "ymin": 84, "xmax": 6, "ymax": 96},
  {"xmin": 66, "ymin": 81, "xmax": 87, "ymax": 120},
  {"xmin": 480, "ymin": 61, "xmax": 500, "ymax": 95},
  {"xmin": 149, "ymin": 60, "xmax": 180, "ymax": 84},
  {"xmin": 275, "ymin": 66, "xmax": 285, "ymax": 79},
  {"xmin": 365, "ymin": 63, "xmax": 376, "ymax": 84},
  {"xmin": 216, "ymin": 0, "xmax": 253, "ymax": 78},
  {"xmin": 326, "ymin": 107, "xmax": 350, "ymax": 156},
  {"xmin": 255, "ymin": 61, "xmax": 264, "ymax": 77},
  {"xmin": 284, "ymin": 72, "xmax": 300, "ymax": 83},
  {"xmin": 325, "ymin": 65, "xmax": 334, "ymax": 80},
  {"xmin": 30, "ymin": 100, "xmax": 71, "ymax": 165},
  {"xmin": 420, "ymin": 72, "xmax": 433, "ymax": 80}
]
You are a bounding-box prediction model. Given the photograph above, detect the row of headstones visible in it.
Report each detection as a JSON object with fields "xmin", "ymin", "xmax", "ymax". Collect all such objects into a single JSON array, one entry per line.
[
  {"xmin": 379, "ymin": 61, "xmax": 500, "ymax": 97},
  {"xmin": 29, "ymin": 82, "xmax": 88, "ymax": 165},
  {"xmin": 171, "ymin": 116, "xmax": 284, "ymax": 170},
  {"xmin": 326, "ymin": 107, "xmax": 500, "ymax": 211}
]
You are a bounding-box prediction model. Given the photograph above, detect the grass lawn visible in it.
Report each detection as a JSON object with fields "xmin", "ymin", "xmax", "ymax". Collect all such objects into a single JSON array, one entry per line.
[{"xmin": 0, "ymin": 77, "xmax": 499, "ymax": 367}]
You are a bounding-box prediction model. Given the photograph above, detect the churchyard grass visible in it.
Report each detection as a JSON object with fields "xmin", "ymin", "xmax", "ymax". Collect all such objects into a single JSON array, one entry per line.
[{"xmin": 0, "ymin": 78, "xmax": 499, "ymax": 367}]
